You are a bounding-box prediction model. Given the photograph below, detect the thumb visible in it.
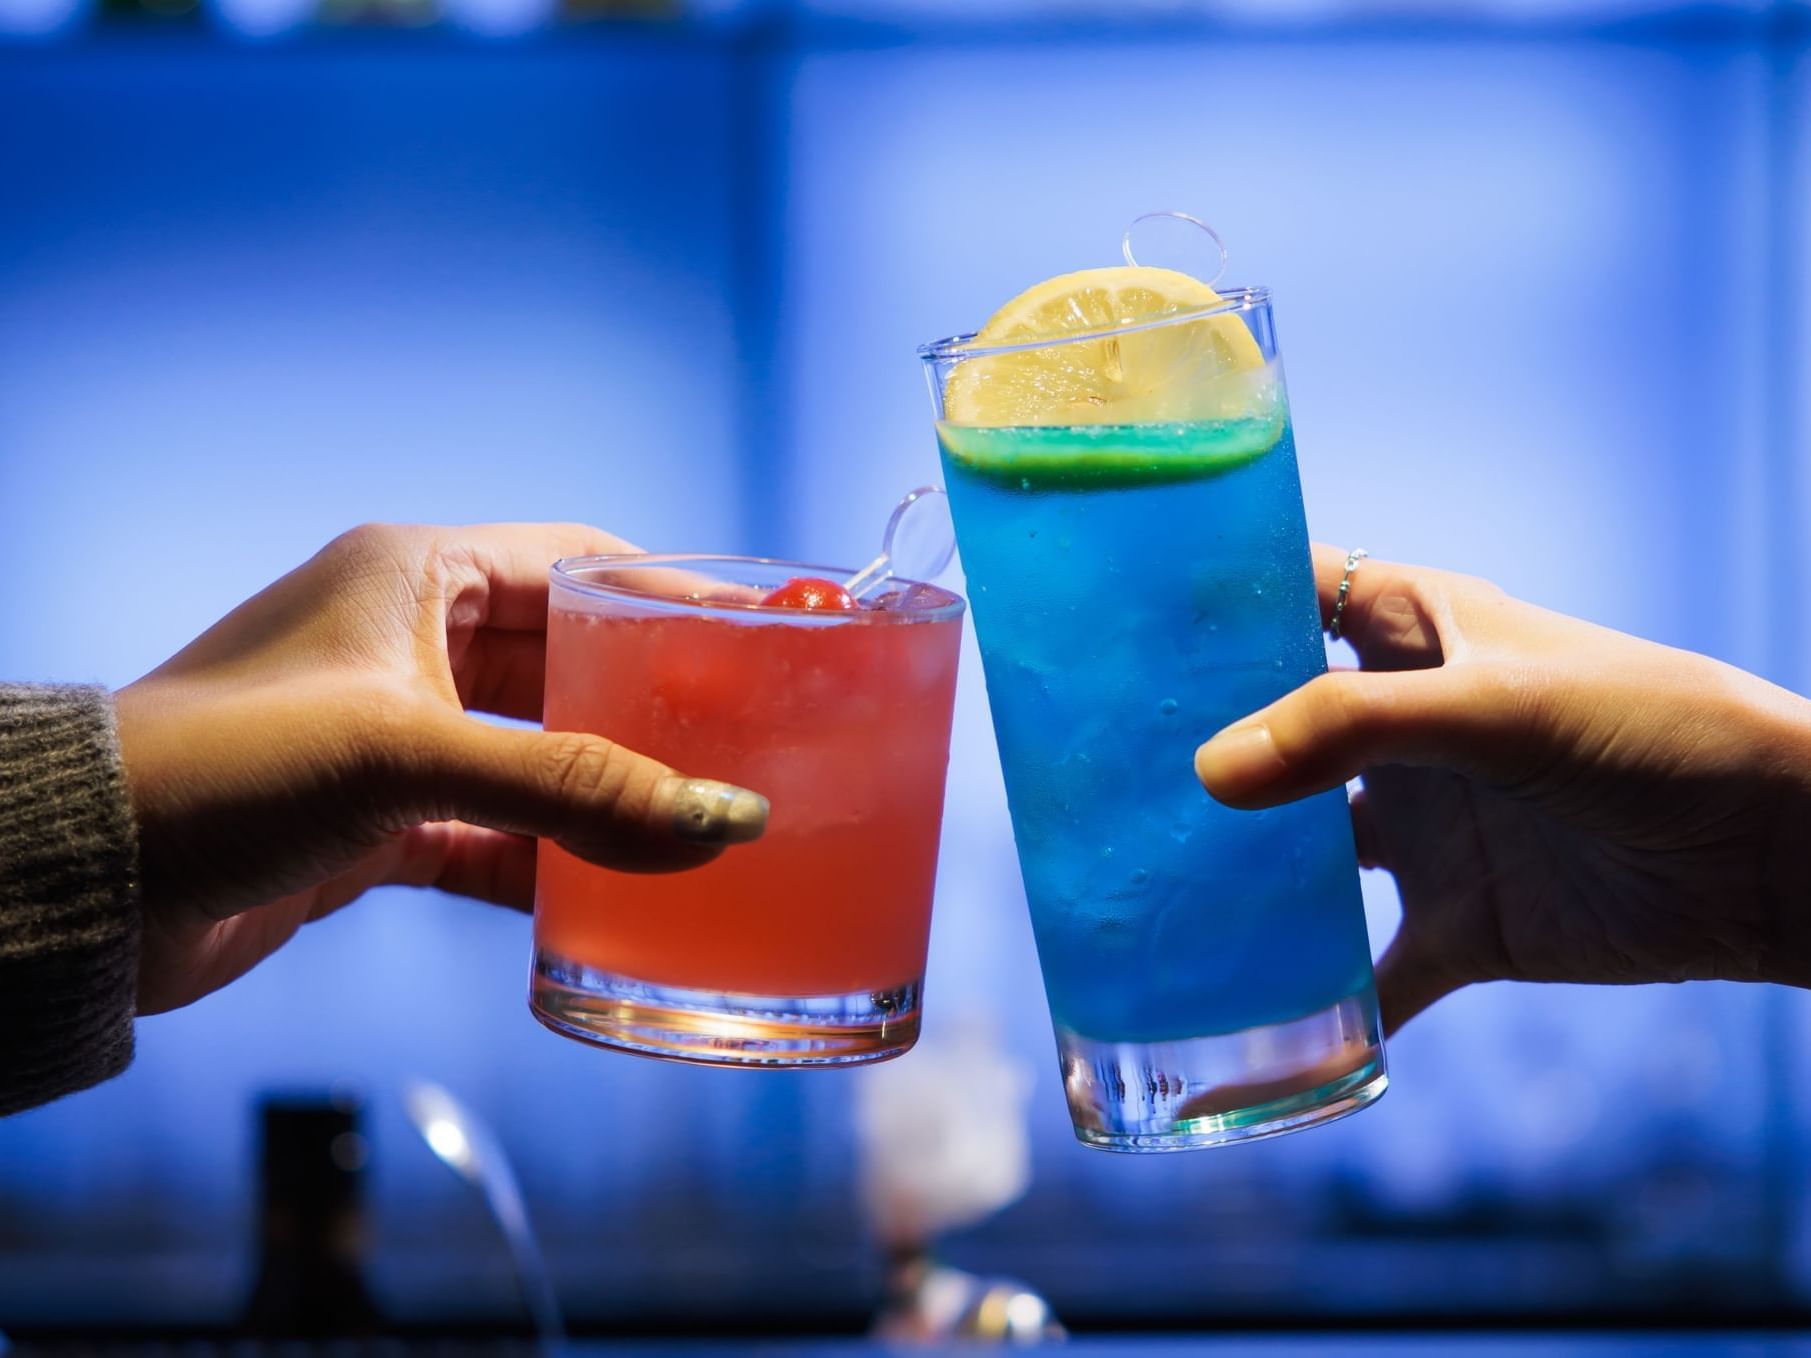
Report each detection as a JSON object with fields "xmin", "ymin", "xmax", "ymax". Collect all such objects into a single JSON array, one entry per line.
[
  {"xmin": 409, "ymin": 714, "xmax": 769, "ymax": 872},
  {"xmin": 1195, "ymin": 668, "xmax": 1523, "ymax": 810}
]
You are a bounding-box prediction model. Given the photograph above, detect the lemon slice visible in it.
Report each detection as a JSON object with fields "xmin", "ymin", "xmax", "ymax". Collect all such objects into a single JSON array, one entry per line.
[{"xmin": 942, "ymin": 266, "xmax": 1268, "ymax": 427}]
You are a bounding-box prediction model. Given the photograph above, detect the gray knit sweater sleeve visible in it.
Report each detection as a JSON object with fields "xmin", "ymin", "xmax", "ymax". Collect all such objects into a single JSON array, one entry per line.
[{"xmin": 0, "ymin": 684, "xmax": 140, "ymax": 1116}]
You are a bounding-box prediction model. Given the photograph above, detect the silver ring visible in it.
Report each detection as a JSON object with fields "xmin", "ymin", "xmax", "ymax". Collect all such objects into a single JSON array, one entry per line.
[{"xmin": 1328, "ymin": 547, "xmax": 1369, "ymax": 642}]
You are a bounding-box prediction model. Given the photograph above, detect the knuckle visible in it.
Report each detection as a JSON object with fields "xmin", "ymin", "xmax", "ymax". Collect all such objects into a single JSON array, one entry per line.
[
  {"xmin": 1408, "ymin": 569, "xmax": 1513, "ymax": 655},
  {"xmin": 1333, "ymin": 560, "xmax": 1445, "ymax": 667},
  {"xmin": 1316, "ymin": 673, "xmax": 1376, "ymax": 736},
  {"xmin": 323, "ymin": 523, "xmax": 439, "ymax": 584},
  {"xmin": 318, "ymin": 524, "xmax": 408, "ymax": 597},
  {"xmin": 1439, "ymin": 566, "xmax": 1505, "ymax": 601},
  {"xmin": 542, "ymin": 731, "xmax": 627, "ymax": 808},
  {"xmin": 329, "ymin": 522, "xmax": 402, "ymax": 562},
  {"xmin": 316, "ymin": 524, "xmax": 441, "ymax": 639}
]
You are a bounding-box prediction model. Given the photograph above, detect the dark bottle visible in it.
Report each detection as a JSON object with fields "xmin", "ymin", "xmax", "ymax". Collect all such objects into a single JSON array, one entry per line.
[{"xmin": 241, "ymin": 1091, "xmax": 386, "ymax": 1336}]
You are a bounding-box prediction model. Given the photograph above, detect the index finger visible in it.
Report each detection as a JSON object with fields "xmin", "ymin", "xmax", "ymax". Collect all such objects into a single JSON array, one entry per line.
[
  {"xmin": 1311, "ymin": 543, "xmax": 1448, "ymax": 672},
  {"xmin": 443, "ymin": 522, "xmax": 641, "ymax": 633},
  {"xmin": 448, "ymin": 525, "xmax": 770, "ymax": 635}
]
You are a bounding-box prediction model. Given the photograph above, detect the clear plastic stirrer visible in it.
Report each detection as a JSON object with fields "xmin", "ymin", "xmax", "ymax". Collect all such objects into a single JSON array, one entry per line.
[
  {"xmin": 1121, "ymin": 209, "xmax": 1229, "ymax": 284},
  {"xmin": 845, "ymin": 485, "xmax": 956, "ymax": 600}
]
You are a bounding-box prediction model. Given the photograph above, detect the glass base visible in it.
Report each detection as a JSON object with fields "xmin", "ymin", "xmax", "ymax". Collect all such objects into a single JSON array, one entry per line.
[
  {"xmin": 1059, "ymin": 989, "xmax": 1387, "ymax": 1152},
  {"xmin": 530, "ymin": 948, "xmax": 922, "ymax": 1068}
]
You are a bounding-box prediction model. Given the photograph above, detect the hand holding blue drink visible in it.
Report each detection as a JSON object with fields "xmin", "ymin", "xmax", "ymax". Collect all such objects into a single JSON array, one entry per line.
[
  {"xmin": 1198, "ymin": 545, "xmax": 1811, "ymax": 1031},
  {"xmin": 920, "ymin": 216, "xmax": 1385, "ymax": 1150}
]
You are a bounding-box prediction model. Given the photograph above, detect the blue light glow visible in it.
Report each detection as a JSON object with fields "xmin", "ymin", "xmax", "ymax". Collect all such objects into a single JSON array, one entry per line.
[
  {"xmin": 208, "ymin": 0, "xmax": 316, "ymax": 39},
  {"xmin": 0, "ymin": 0, "xmax": 90, "ymax": 37},
  {"xmin": 0, "ymin": 4, "xmax": 1806, "ymax": 1331}
]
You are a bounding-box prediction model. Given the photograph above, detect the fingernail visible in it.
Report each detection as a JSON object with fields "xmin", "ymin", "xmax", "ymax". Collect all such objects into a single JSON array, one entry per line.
[
  {"xmin": 1195, "ymin": 722, "xmax": 1284, "ymax": 790},
  {"xmin": 663, "ymin": 778, "xmax": 769, "ymax": 845}
]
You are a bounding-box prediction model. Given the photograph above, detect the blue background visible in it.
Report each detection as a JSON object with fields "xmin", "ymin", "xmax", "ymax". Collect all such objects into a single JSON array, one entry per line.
[{"xmin": 1, "ymin": 0, "xmax": 1809, "ymax": 1331}]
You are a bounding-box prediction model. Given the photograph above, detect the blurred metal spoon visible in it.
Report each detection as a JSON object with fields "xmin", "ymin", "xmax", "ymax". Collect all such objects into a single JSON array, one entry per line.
[{"xmin": 403, "ymin": 1080, "xmax": 564, "ymax": 1355}]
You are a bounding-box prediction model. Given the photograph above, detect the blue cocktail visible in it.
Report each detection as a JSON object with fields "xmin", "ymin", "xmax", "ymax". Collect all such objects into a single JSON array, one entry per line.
[{"xmin": 920, "ymin": 267, "xmax": 1386, "ymax": 1150}]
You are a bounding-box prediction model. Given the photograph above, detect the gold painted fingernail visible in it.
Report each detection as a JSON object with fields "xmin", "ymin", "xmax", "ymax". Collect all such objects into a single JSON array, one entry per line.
[{"xmin": 664, "ymin": 778, "xmax": 769, "ymax": 845}]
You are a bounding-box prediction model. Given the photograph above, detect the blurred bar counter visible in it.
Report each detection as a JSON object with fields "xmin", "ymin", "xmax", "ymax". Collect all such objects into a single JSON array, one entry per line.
[{"xmin": 10, "ymin": 1336, "xmax": 1811, "ymax": 1357}]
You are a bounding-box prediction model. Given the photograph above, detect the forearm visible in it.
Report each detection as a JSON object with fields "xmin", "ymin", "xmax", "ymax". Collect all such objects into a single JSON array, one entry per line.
[{"xmin": 0, "ymin": 684, "xmax": 140, "ymax": 1115}]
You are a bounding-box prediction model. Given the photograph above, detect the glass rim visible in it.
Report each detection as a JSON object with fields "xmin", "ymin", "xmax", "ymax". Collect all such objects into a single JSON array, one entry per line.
[
  {"xmin": 916, "ymin": 283, "xmax": 1272, "ymax": 363},
  {"xmin": 550, "ymin": 552, "xmax": 966, "ymax": 622}
]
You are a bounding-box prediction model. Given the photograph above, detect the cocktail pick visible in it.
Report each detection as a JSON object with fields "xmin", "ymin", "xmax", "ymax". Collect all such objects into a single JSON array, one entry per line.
[
  {"xmin": 1121, "ymin": 209, "xmax": 1229, "ymax": 285},
  {"xmin": 845, "ymin": 485, "xmax": 957, "ymax": 600}
]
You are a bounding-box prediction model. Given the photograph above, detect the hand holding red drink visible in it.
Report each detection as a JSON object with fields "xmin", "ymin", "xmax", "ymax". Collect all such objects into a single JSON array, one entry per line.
[{"xmin": 113, "ymin": 522, "xmax": 771, "ymax": 1015}]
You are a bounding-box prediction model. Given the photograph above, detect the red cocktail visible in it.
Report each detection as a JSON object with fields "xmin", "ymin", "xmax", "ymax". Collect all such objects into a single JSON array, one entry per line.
[{"xmin": 531, "ymin": 555, "xmax": 965, "ymax": 1066}]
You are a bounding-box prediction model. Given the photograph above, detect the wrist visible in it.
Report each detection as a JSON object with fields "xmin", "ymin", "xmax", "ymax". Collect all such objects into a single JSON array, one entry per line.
[{"xmin": 1759, "ymin": 686, "xmax": 1811, "ymax": 988}]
